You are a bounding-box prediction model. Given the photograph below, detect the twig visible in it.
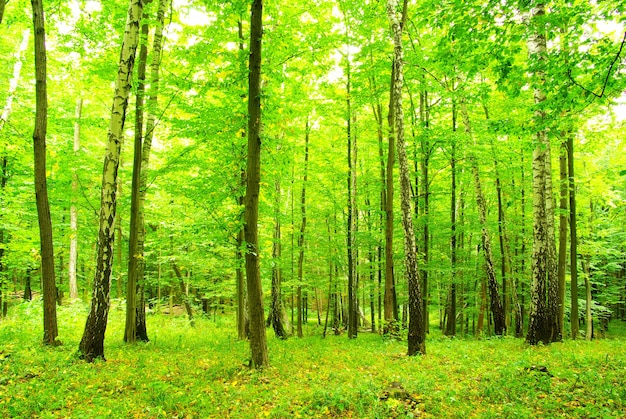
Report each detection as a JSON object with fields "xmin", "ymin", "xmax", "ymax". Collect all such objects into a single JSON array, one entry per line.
[{"xmin": 568, "ymin": 32, "xmax": 626, "ymax": 99}]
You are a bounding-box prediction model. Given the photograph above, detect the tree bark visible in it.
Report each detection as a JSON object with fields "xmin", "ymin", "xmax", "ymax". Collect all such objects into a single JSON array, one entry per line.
[
  {"xmin": 172, "ymin": 262, "xmax": 194, "ymax": 326},
  {"xmin": 79, "ymin": 0, "xmax": 145, "ymax": 362},
  {"xmin": 346, "ymin": 61, "xmax": 358, "ymax": 339},
  {"xmin": 557, "ymin": 138, "xmax": 568, "ymax": 339},
  {"xmin": 243, "ymin": 0, "xmax": 269, "ymax": 368},
  {"xmin": 69, "ymin": 97, "xmax": 82, "ymax": 301},
  {"xmin": 383, "ymin": 0, "xmax": 408, "ymax": 335},
  {"xmin": 31, "ymin": 0, "xmax": 59, "ymax": 346},
  {"xmin": 526, "ymin": 2, "xmax": 559, "ymax": 345},
  {"xmin": 236, "ymin": 18, "xmax": 249, "ymax": 341},
  {"xmin": 0, "ymin": 29, "xmax": 30, "ymax": 316},
  {"xmin": 386, "ymin": 0, "xmax": 425, "ymax": 356},
  {"xmin": 445, "ymin": 101, "xmax": 457, "ymax": 336},
  {"xmin": 133, "ymin": 0, "xmax": 167, "ymax": 343},
  {"xmin": 297, "ymin": 121, "xmax": 310, "ymax": 338},
  {"xmin": 459, "ymin": 100, "xmax": 506, "ymax": 336},
  {"xmin": 269, "ymin": 180, "xmax": 287, "ymax": 338},
  {"xmin": 0, "ymin": 0, "xmax": 6, "ymax": 25},
  {"xmin": 124, "ymin": 11, "xmax": 150, "ymax": 344},
  {"xmin": 418, "ymin": 89, "xmax": 430, "ymax": 333},
  {"xmin": 568, "ymin": 135, "xmax": 579, "ymax": 339}
]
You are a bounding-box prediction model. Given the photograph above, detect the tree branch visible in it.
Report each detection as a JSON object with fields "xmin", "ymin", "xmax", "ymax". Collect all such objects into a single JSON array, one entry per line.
[{"xmin": 568, "ymin": 31, "xmax": 626, "ymax": 99}]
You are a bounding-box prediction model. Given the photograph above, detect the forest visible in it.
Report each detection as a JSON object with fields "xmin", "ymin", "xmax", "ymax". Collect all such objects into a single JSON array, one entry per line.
[{"xmin": 1, "ymin": 0, "xmax": 626, "ymax": 416}]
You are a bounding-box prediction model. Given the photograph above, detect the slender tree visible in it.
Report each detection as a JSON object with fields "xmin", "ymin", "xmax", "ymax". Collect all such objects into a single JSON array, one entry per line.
[
  {"xmin": 0, "ymin": 29, "xmax": 30, "ymax": 316},
  {"xmin": 243, "ymin": 0, "xmax": 269, "ymax": 368},
  {"xmin": 124, "ymin": 8, "xmax": 150, "ymax": 344},
  {"xmin": 346, "ymin": 58, "xmax": 358, "ymax": 339},
  {"xmin": 568, "ymin": 135, "xmax": 579, "ymax": 339},
  {"xmin": 269, "ymin": 179, "xmax": 287, "ymax": 338},
  {"xmin": 31, "ymin": 0, "xmax": 59, "ymax": 346},
  {"xmin": 445, "ymin": 101, "xmax": 458, "ymax": 336},
  {"xmin": 459, "ymin": 100, "xmax": 506, "ymax": 336},
  {"xmin": 297, "ymin": 121, "xmax": 310, "ymax": 338},
  {"xmin": 78, "ymin": 0, "xmax": 145, "ymax": 361},
  {"xmin": 0, "ymin": 0, "xmax": 6, "ymax": 24},
  {"xmin": 68, "ymin": 97, "xmax": 82, "ymax": 301},
  {"xmin": 387, "ymin": 0, "xmax": 425, "ymax": 355}
]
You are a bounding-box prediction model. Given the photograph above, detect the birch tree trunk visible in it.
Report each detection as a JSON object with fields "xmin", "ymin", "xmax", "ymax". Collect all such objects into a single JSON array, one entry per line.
[
  {"xmin": 69, "ymin": 97, "xmax": 82, "ymax": 301},
  {"xmin": 31, "ymin": 0, "xmax": 59, "ymax": 346},
  {"xmin": 0, "ymin": 29, "xmax": 29, "ymax": 315},
  {"xmin": 526, "ymin": 2, "xmax": 559, "ymax": 345},
  {"xmin": 79, "ymin": 0, "xmax": 145, "ymax": 362},
  {"xmin": 386, "ymin": 0, "xmax": 425, "ymax": 355},
  {"xmin": 244, "ymin": 0, "xmax": 269, "ymax": 368}
]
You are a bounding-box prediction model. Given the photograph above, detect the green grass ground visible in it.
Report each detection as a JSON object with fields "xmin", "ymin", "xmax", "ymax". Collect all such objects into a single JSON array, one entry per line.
[{"xmin": 1, "ymin": 301, "xmax": 625, "ymax": 418}]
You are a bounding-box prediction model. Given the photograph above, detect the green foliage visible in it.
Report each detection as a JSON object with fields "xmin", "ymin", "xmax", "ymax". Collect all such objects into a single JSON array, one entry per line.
[{"xmin": 1, "ymin": 304, "xmax": 626, "ymax": 418}]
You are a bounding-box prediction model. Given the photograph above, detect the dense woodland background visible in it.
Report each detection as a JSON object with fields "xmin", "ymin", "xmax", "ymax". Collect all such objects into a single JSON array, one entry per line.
[{"xmin": 1, "ymin": 0, "xmax": 626, "ymax": 355}]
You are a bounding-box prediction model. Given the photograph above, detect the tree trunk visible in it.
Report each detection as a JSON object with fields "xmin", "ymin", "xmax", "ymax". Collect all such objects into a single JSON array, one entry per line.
[
  {"xmin": 172, "ymin": 262, "xmax": 194, "ymax": 326},
  {"xmin": 79, "ymin": 0, "xmax": 144, "ymax": 362},
  {"xmin": 133, "ymin": 0, "xmax": 167, "ymax": 343},
  {"xmin": 269, "ymin": 181, "xmax": 287, "ymax": 338},
  {"xmin": 584, "ymin": 199, "xmax": 594, "ymax": 340},
  {"xmin": 0, "ymin": 0, "xmax": 6, "ymax": 25},
  {"xmin": 124, "ymin": 11, "xmax": 150, "ymax": 344},
  {"xmin": 31, "ymin": 0, "xmax": 59, "ymax": 346},
  {"xmin": 386, "ymin": 0, "xmax": 425, "ymax": 356},
  {"xmin": 297, "ymin": 121, "xmax": 310, "ymax": 338},
  {"xmin": 383, "ymin": 0, "xmax": 409, "ymax": 336},
  {"xmin": 235, "ymin": 18, "xmax": 249, "ymax": 341},
  {"xmin": 568, "ymin": 135, "xmax": 579, "ymax": 339},
  {"xmin": 243, "ymin": 0, "xmax": 269, "ymax": 369},
  {"xmin": 0, "ymin": 157, "xmax": 6, "ymax": 316},
  {"xmin": 69, "ymin": 97, "xmax": 82, "ymax": 301},
  {"xmin": 445, "ymin": 101, "xmax": 457, "ymax": 337},
  {"xmin": 459, "ymin": 100, "xmax": 506, "ymax": 336},
  {"xmin": 346, "ymin": 58, "xmax": 358, "ymax": 340},
  {"xmin": 0, "ymin": 29, "xmax": 30, "ymax": 316},
  {"xmin": 419, "ymin": 89, "xmax": 430, "ymax": 334},
  {"xmin": 557, "ymin": 138, "xmax": 568, "ymax": 339},
  {"xmin": 526, "ymin": 3, "xmax": 559, "ymax": 345}
]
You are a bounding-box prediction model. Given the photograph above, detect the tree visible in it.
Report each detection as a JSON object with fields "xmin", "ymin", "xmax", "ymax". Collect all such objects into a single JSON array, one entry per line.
[
  {"xmin": 0, "ymin": 0, "xmax": 6, "ymax": 25},
  {"xmin": 31, "ymin": 0, "xmax": 59, "ymax": 346},
  {"xmin": 296, "ymin": 121, "xmax": 310, "ymax": 338},
  {"xmin": 459, "ymin": 100, "xmax": 506, "ymax": 336},
  {"xmin": 269, "ymin": 179, "xmax": 288, "ymax": 338},
  {"xmin": 0, "ymin": 28, "xmax": 30, "ymax": 317},
  {"xmin": 134, "ymin": 0, "xmax": 168, "ymax": 342},
  {"xmin": 386, "ymin": 0, "xmax": 425, "ymax": 356},
  {"xmin": 68, "ymin": 97, "xmax": 82, "ymax": 301},
  {"xmin": 124, "ymin": 3, "xmax": 151, "ymax": 344},
  {"xmin": 526, "ymin": 2, "xmax": 559, "ymax": 345},
  {"xmin": 79, "ymin": 0, "xmax": 146, "ymax": 362},
  {"xmin": 243, "ymin": 0, "xmax": 269, "ymax": 368}
]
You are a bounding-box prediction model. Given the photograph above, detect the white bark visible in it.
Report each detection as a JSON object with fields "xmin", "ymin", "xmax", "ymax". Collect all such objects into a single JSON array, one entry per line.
[
  {"xmin": 69, "ymin": 97, "xmax": 82, "ymax": 300},
  {"xmin": 0, "ymin": 29, "xmax": 30, "ymax": 131}
]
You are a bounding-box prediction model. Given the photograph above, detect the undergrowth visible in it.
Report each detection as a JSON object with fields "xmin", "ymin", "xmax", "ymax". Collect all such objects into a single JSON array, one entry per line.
[{"xmin": 1, "ymin": 300, "xmax": 625, "ymax": 418}]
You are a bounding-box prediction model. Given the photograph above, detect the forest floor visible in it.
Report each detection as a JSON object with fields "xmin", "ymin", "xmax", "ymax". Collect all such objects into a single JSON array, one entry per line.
[{"xmin": 1, "ymin": 301, "xmax": 625, "ymax": 418}]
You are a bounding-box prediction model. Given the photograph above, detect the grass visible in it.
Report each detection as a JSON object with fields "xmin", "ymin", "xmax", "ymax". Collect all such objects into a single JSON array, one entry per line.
[{"xmin": 1, "ymin": 300, "xmax": 625, "ymax": 418}]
